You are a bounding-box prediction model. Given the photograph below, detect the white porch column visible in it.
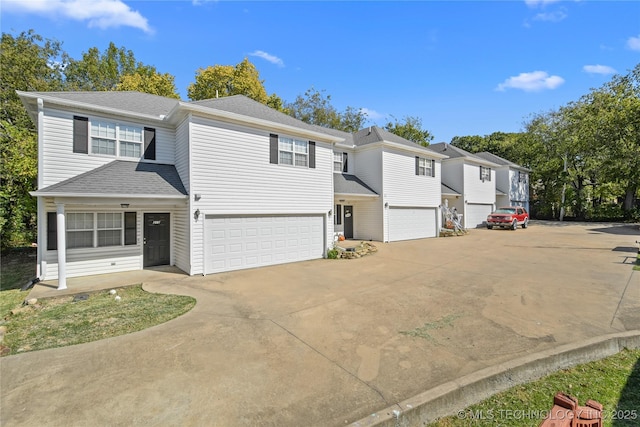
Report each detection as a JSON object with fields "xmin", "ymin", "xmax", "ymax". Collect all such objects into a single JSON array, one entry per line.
[{"xmin": 56, "ymin": 203, "xmax": 67, "ymax": 290}]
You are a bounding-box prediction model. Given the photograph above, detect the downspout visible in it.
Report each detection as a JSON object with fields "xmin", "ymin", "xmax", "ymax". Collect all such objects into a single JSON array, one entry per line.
[{"xmin": 36, "ymin": 98, "xmax": 45, "ymax": 279}]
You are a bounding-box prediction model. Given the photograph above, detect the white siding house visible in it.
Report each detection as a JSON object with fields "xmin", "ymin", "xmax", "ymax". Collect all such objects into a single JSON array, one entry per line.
[
  {"xmin": 475, "ymin": 152, "xmax": 531, "ymax": 212},
  {"xmin": 332, "ymin": 127, "xmax": 447, "ymax": 242},
  {"xmin": 19, "ymin": 91, "xmax": 342, "ymax": 287},
  {"xmin": 430, "ymin": 143, "xmax": 499, "ymax": 229}
]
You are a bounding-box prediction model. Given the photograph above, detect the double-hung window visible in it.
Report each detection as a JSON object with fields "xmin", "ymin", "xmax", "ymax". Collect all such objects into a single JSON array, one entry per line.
[
  {"xmin": 333, "ymin": 152, "xmax": 348, "ymax": 173},
  {"xmin": 90, "ymin": 121, "xmax": 143, "ymax": 158},
  {"xmin": 91, "ymin": 121, "xmax": 117, "ymax": 155},
  {"xmin": 480, "ymin": 166, "xmax": 491, "ymax": 181},
  {"xmin": 333, "ymin": 152, "xmax": 343, "ymax": 172},
  {"xmin": 119, "ymin": 125, "xmax": 143, "ymax": 158},
  {"xmin": 97, "ymin": 213, "xmax": 122, "ymax": 247},
  {"xmin": 66, "ymin": 213, "xmax": 94, "ymax": 249},
  {"xmin": 279, "ymin": 137, "xmax": 308, "ymax": 167},
  {"xmin": 518, "ymin": 171, "xmax": 527, "ymax": 183},
  {"xmin": 416, "ymin": 157, "xmax": 435, "ymax": 177}
]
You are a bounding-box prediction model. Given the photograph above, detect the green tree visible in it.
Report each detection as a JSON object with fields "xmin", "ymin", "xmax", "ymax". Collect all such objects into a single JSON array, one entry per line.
[
  {"xmin": 384, "ymin": 115, "xmax": 433, "ymax": 146},
  {"xmin": 116, "ymin": 65, "xmax": 180, "ymax": 99},
  {"xmin": 0, "ymin": 30, "xmax": 66, "ymax": 248},
  {"xmin": 187, "ymin": 58, "xmax": 268, "ymax": 103},
  {"xmin": 64, "ymin": 42, "xmax": 138, "ymax": 91},
  {"xmin": 584, "ymin": 65, "xmax": 640, "ymax": 216},
  {"xmin": 285, "ymin": 87, "xmax": 367, "ymax": 132}
]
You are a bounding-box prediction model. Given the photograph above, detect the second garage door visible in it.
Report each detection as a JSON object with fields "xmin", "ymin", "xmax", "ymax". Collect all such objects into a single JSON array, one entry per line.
[
  {"xmin": 205, "ymin": 215, "xmax": 324, "ymax": 274},
  {"xmin": 388, "ymin": 207, "xmax": 437, "ymax": 242},
  {"xmin": 465, "ymin": 203, "xmax": 493, "ymax": 228}
]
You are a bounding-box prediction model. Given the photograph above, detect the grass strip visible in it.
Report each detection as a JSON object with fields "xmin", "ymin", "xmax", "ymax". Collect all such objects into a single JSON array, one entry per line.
[
  {"xmin": 1, "ymin": 285, "xmax": 195, "ymax": 356},
  {"xmin": 429, "ymin": 348, "xmax": 640, "ymax": 426}
]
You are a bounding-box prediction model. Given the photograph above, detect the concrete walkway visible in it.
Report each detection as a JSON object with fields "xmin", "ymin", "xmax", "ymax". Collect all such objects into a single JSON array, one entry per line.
[{"xmin": 2, "ymin": 222, "xmax": 639, "ymax": 426}]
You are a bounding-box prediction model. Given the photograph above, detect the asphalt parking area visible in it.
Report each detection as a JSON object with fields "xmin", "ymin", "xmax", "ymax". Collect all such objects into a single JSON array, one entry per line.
[{"xmin": 2, "ymin": 222, "xmax": 639, "ymax": 426}]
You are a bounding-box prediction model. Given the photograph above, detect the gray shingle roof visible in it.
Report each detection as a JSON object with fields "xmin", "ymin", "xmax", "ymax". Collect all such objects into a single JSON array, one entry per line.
[
  {"xmin": 34, "ymin": 161, "xmax": 187, "ymax": 197},
  {"xmin": 334, "ymin": 174, "xmax": 378, "ymax": 197},
  {"xmin": 429, "ymin": 143, "xmax": 499, "ymax": 166},
  {"xmin": 429, "ymin": 142, "xmax": 475, "ymax": 159},
  {"xmin": 441, "ymin": 183, "xmax": 461, "ymax": 196},
  {"xmin": 353, "ymin": 126, "xmax": 428, "ymax": 151},
  {"xmin": 475, "ymin": 152, "xmax": 531, "ymax": 171},
  {"xmin": 189, "ymin": 95, "xmax": 346, "ymax": 140},
  {"xmin": 26, "ymin": 91, "xmax": 179, "ymax": 117}
]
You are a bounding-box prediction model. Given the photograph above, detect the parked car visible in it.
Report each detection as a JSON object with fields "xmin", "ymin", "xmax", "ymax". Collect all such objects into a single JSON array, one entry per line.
[{"xmin": 486, "ymin": 206, "xmax": 529, "ymax": 230}]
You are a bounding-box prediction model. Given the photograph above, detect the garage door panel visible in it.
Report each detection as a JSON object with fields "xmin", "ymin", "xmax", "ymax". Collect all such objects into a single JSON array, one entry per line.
[
  {"xmin": 465, "ymin": 204, "xmax": 493, "ymax": 228},
  {"xmin": 205, "ymin": 215, "xmax": 324, "ymax": 274},
  {"xmin": 388, "ymin": 208, "xmax": 437, "ymax": 242}
]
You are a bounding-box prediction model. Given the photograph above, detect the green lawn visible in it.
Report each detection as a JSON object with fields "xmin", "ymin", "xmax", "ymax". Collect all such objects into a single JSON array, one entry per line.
[
  {"xmin": 1, "ymin": 285, "xmax": 195, "ymax": 356},
  {"xmin": 1, "ymin": 247, "xmax": 196, "ymax": 356},
  {"xmin": 429, "ymin": 348, "xmax": 640, "ymax": 427}
]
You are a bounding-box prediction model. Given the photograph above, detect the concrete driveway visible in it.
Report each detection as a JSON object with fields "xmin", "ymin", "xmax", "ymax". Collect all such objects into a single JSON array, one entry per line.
[{"xmin": 2, "ymin": 222, "xmax": 639, "ymax": 426}]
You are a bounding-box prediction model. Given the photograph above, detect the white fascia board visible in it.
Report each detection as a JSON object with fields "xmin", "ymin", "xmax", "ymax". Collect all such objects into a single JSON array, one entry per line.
[
  {"xmin": 177, "ymin": 103, "xmax": 345, "ymax": 144},
  {"xmin": 30, "ymin": 191, "xmax": 188, "ymax": 200},
  {"xmin": 16, "ymin": 91, "xmax": 167, "ymax": 123},
  {"xmin": 333, "ymin": 192, "xmax": 379, "ymax": 199}
]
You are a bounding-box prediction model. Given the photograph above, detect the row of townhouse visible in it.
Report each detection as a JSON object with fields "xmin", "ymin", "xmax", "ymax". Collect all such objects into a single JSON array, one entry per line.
[{"xmin": 18, "ymin": 91, "xmax": 530, "ymax": 287}]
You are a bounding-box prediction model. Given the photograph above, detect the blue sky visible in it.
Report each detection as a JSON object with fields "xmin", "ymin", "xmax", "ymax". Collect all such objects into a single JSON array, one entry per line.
[{"xmin": 2, "ymin": 0, "xmax": 639, "ymax": 142}]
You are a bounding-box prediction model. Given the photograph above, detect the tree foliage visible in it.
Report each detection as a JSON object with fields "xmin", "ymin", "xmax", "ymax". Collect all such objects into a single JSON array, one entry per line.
[
  {"xmin": 384, "ymin": 115, "xmax": 433, "ymax": 147},
  {"xmin": 453, "ymin": 64, "xmax": 640, "ymax": 220},
  {"xmin": 284, "ymin": 87, "xmax": 367, "ymax": 133},
  {"xmin": 1, "ymin": 31, "xmax": 180, "ymax": 248},
  {"xmin": 116, "ymin": 65, "xmax": 180, "ymax": 99},
  {"xmin": 65, "ymin": 42, "xmax": 180, "ymax": 98},
  {"xmin": 187, "ymin": 58, "xmax": 268, "ymax": 103},
  {"xmin": 0, "ymin": 30, "xmax": 66, "ymax": 248}
]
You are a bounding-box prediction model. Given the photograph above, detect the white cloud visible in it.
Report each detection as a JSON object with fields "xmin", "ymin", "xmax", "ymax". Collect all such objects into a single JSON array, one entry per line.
[
  {"xmin": 533, "ymin": 9, "xmax": 567, "ymax": 22},
  {"xmin": 192, "ymin": 0, "xmax": 217, "ymax": 5},
  {"xmin": 583, "ymin": 64, "xmax": 617, "ymax": 75},
  {"xmin": 496, "ymin": 71, "xmax": 565, "ymax": 92},
  {"xmin": 627, "ymin": 35, "xmax": 640, "ymax": 51},
  {"xmin": 525, "ymin": 0, "xmax": 562, "ymax": 8},
  {"xmin": 249, "ymin": 50, "xmax": 284, "ymax": 67},
  {"xmin": 360, "ymin": 108, "xmax": 385, "ymax": 121},
  {"xmin": 2, "ymin": 0, "xmax": 152, "ymax": 33}
]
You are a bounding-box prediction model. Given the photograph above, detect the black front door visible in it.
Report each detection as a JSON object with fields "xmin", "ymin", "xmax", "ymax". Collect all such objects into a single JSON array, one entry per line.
[
  {"xmin": 344, "ymin": 205, "xmax": 354, "ymax": 239},
  {"xmin": 144, "ymin": 213, "xmax": 170, "ymax": 267}
]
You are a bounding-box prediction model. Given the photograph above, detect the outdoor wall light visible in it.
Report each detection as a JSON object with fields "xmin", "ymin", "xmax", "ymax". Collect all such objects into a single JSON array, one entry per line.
[
  {"xmin": 194, "ymin": 209, "xmax": 201, "ymax": 220},
  {"xmin": 384, "ymin": 202, "xmax": 389, "ymax": 208},
  {"xmin": 328, "ymin": 209, "xmax": 333, "ymax": 217},
  {"xmin": 194, "ymin": 194, "xmax": 201, "ymax": 201},
  {"xmin": 120, "ymin": 203, "xmax": 129, "ymax": 208}
]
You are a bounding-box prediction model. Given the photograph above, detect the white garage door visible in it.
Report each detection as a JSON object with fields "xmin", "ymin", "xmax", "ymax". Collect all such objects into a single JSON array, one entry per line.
[
  {"xmin": 465, "ymin": 204, "xmax": 493, "ymax": 228},
  {"xmin": 205, "ymin": 215, "xmax": 324, "ymax": 274},
  {"xmin": 388, "ymin": 207, "xmax": 437, "ymax": 242}
]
